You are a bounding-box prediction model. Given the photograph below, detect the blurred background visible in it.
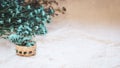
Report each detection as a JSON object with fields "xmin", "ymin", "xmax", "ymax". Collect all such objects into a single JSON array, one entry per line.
[
  {"xmin": 52, "ymin": 0, "xmax": 120, "ymax": 42},
  {"xmin": 66, "ymin": 0, "xmax": 120, "ymax": 21}
]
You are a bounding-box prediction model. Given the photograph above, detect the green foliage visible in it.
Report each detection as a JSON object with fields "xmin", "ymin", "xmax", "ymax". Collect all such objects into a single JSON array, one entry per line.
[
  {"xmin": 0, "ymin": 0, "xmax": 66, "ymax": 47},
  {"xmin": 0, "ymin": 0, "xmax": 54, "ymax": 47},
  {"xmin": 26, "ymin": 0, "xmax": 66, "ymax": 15},
  {"xmin": 8, "ymin": 34, "xmax": 35, "ymax": 47}
]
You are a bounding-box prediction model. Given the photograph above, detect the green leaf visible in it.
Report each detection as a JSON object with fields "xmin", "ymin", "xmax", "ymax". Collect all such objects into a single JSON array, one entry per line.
[
  {"xmin": 25, "ymin": 26, "xmax": 32, "ymax": 31},
  {"xmin": 2, "ymin": 14, "xmax": 4, "ymax": 17},
  {"xmin": 41, "ymin": 10, "xmax": 45, "ymax": 16},
  {"xmin": 15, "ymin": 8, "xmax": 20, "ymax": 14},
  {"xmin": 36, "ymin": 17, "xmax": 41, "ymax": 22},
  {"xmin": 17, "ymin": 19, "xmax": 22, "ymax": 23},
  {"xmin": 27, "ymin": 5, "xmax": 31, "ymax": 9},
  {"xmin": 0, "ymin": 21, "xmax": 3, "ymax": 24},
  {"xmin": 10, "ymin": 27, "xmax": 14, "ymax": 32},
  {"xmin": 34, "ymin": 10, "xmax": 38, "ymax": 14},
  {"xmin": 23, "ymin": 37, "xmax": 32, "ymax": 41},
  {"xmin": 8, "ymin": 18, "xmax": 11, "ymax": 23},
  {"xmin": 29, "ymin": 12, "xmax": 33, "ymax": 17}
]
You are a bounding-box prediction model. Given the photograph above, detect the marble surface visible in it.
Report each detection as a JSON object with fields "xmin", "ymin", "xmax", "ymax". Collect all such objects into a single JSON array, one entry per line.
[
  {"xmin": 0, "ymin": 0, "xmax": 120, "ymax": 68},
  {"xmin": 0, "ymin": 20, "xmax": 120, "ymax": 68}
]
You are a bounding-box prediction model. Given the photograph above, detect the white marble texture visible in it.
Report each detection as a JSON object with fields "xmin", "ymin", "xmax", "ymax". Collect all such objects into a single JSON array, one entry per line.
[{"xmin": 0, "ymin": 20, "xmax": 120, "ymax": 68}]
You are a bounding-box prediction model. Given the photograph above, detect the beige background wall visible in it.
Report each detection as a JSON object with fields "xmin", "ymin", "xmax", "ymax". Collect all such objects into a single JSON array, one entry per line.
[
  {"xmin": 51, "ymin": 0, "xmax": 120, "ymax": 42},
  {"xmin": 57, "ymin": 0, "xmax": 120, "ymax": 26}
]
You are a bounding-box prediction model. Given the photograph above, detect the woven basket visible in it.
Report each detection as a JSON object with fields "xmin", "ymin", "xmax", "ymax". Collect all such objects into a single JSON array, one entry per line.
[{"xmin": 16, "ymin": 45, "xmax": 36, "ymax": 57}]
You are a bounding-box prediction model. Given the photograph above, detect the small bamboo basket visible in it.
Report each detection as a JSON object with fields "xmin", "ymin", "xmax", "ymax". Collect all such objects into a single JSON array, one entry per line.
[{"xmin": 16, "ymin": 45, "xmax": 36, "ymax": 57}]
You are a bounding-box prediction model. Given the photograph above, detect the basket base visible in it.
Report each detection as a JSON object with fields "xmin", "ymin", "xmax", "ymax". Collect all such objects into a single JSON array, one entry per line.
[
  {"xmin": 16, "ymin": 45, "xmax": 36, "ymax": 57},
  {"xmin": 16, "ymin": 53, "xmax": 36, "ymax": 57}
]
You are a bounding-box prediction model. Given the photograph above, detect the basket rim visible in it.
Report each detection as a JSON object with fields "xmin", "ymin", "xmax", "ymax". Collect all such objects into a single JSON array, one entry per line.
[{"xmin": 16, "ymin": 45, "xmax": 36, "ymax": 47}]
